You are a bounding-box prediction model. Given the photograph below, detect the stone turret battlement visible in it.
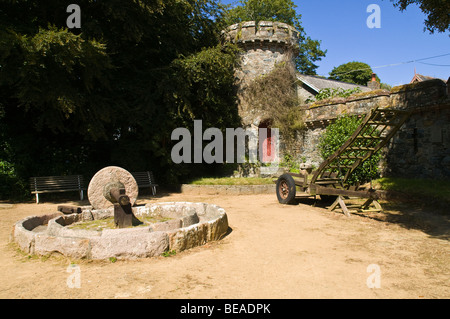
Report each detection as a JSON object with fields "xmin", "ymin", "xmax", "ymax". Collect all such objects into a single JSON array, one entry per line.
[{"xmin": 224, "ymin": 21, "xmax": 299, "ymax": 51}]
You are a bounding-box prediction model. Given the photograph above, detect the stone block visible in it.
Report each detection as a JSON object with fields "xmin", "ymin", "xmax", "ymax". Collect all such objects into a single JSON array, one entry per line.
[
  {"xmin": 168, "ymin": 223, "xmax": 208, "ymax": 252},
  {"xmin": 81, "ymin": 210, "xmax": 94, "ymax": 221},
  {"xmin": 11, "ymin": 213, "xmax": 62, "ymax": 254},
  {"xmin": 11, "ymin": 221, "xmax": 36, "ymax": 254},
  {"xmin": 21, "ymin": 213, "xmax": 62, "ymax": 231},
  {"xmin": 101, "ymin": 226, "xmax": 152, "ymax": 237},
  {"xmin": 89, "ymin": 231, "xmax": 169, "ymax": 260},
  {"xmin": 151, "ymin": 218, "xmax": 182, "ymax": 232},
  {"xmin": 183, "ymin": 202, "xmax": 207, "ymax": 216},
  {"xmin": 91, "ymin": 208, "xmax": 113, "ymax": 220},
  {"xmin": 34, "ymin": 234, "xmax": 91, "ymax": 259},
  {"xmin": 206, "ymin": 213, "xmax": 229, "ymax": 241},
  {"xmin": 181, "ymin": 212, "xmax": 199, "ymax": 227}
]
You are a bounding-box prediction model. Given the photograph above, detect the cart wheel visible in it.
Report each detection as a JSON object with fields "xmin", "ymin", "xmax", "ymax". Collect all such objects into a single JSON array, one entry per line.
[{"xmin": 276, "ymin": 174, "xmax": 296, "ymax": 204}]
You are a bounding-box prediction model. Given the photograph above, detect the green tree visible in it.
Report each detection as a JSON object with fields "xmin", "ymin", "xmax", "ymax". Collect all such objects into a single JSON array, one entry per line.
[
  {"xmin": 224, "ymin": 0, "xmax": 327, "ymax": 75},
  {"xmin": 328, "ymin": 61, "xmax": 380, "ymax": 86},
  {"xmin": 0, "ymin": 0, "xmax": 240, "ymax": 196},
  {"xmin": 389, "ymin": 0, "xmax": 450, "ymax": 33},
  {"xmin": 169, "ymin": 43, "xmax": 241, "ymax": 130}
]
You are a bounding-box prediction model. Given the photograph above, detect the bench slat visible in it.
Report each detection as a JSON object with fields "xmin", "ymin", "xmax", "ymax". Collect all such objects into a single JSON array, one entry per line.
[
  {"xmin": 31, "ymin": 176, "xmax": 83, "ymax": 181},
  {"xmin": 31, "ymin": 182, "xmax": 84, "ymax": 189},
  {"xmin": 31, "ymin": 181, "xmax": 83, "ymax": 187},
  {"xmin": 131, "ymin": 172, "xmax": 158, "ymax": 195},
  {"xmin": 30, "ymin": 175, "xmax": 85, "ymax": 203},
  {"xmin": 32, "ymin": 182, "xmax": 83, "ymax": 186},
  {"xmin": 31, "ymin": 189, "xmax": 84, "ymax": 194},
  {"xmin": 31, "ymin": 182, "xmax": 83, "ymax": 187},
  {"xmin": 31, "ymin": 186, "xmax": 83, "ymax": 190}
]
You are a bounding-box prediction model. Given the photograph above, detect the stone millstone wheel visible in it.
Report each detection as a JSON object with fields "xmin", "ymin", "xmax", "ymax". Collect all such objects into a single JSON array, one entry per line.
[{"xmin": 88, "ymin": 166, "xmax": 138, "ymax": 210}]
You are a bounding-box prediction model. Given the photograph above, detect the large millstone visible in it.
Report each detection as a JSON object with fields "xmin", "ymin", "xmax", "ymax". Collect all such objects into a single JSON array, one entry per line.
[{"xmin": 88, "ymin": 166, "xmax": 138, "ymax": 210}]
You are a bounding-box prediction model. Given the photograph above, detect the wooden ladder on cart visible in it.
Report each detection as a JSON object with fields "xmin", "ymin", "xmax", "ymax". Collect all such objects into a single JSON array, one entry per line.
[{"xmin": 276, "ymin": 107, "xmax": 412, "ymax": 217}]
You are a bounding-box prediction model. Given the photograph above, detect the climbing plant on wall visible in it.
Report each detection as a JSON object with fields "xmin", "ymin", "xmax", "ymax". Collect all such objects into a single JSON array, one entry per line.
[
  {"xmin": 244, "ymin": 63, "xmax": 305, "ymax": 155},
  {"xmin": 318, "ymin": 115, "xmax": 381, "ymax": 184}
]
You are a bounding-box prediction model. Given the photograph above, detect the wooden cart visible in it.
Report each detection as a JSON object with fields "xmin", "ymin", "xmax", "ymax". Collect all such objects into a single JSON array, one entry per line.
[{"xmin": 275, "ymin": 107, "xmax": 411, "ymax": 216}]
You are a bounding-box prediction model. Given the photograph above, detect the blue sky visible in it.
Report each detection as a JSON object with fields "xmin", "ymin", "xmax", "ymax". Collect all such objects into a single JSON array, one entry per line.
[{"xmin": 221, "ymin": 0, "xmax": 450, "ymax": 86}]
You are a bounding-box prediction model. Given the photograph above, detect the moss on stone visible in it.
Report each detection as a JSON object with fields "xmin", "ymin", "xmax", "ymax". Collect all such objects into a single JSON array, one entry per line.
[
  {"xmin": 349, "ymin": 89, "xmax": 389, "ymax": 99},
  {"xmin": 391, "ymin": 79, "xmax": 446, "ymax": 94},
  {"xmin": 308, "ymin": 89, "xmax": 390, "ymax": 109}
]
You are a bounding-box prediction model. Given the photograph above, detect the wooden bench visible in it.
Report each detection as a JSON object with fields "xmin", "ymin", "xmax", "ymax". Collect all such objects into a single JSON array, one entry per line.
[
  {"xmin": 131, "ymin": 171, "xmax": 158, "ymax": 195},
  {"xmin": 30, "ymin": 175, "xmax": 85, "ymax": 204}
]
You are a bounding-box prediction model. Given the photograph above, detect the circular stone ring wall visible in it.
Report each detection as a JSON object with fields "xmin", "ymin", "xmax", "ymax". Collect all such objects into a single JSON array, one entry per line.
[{"xmin": 10, "ymin": 202, "xmax": 228, "ymax": 260}]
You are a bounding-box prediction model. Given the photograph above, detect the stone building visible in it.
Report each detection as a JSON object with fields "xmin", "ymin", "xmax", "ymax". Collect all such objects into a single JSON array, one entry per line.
[
  {"xmin": 224, "ymin": 21, "xmax": 450, "ymax": 179},
  {"xmin": 223, "ymin": 20, "xmax": 300, "ymax": 129},
  {"xmin": 410, "ymin": 71, "xmax": 448, "ymax": 84},
  {"xmin": 223, "ymin": 20, "xmax": 374, "ymax": 127},
  {"xmin": 296, "ymin": 74, "xmax": 372, "ymax": 102}
]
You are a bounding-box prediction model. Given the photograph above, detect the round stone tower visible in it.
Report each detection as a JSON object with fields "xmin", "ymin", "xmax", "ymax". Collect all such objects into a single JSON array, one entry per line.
[{"xmin": 224, "ymin": 21, "xmax": 300, "ymax": 127}]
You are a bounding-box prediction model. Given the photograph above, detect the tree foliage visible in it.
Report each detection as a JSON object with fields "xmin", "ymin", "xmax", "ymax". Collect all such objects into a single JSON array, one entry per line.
[
  {"xmin": 0, "ymin": 0, "xmax": 240, "ymax": 197},
  {"xmin": 224, "ymin": 0, "xmax": 327, "ymax": 75},
  {"xmin": 328, "ymin": 61, "xmax": 379, "ymax": 86},
  {"xmin": 390, "ymin": 0, "xmax": 450, "ymax": 33},
  {"xmin": 306, "ymin": 87, "xmax": 362, "ymax": 103}
]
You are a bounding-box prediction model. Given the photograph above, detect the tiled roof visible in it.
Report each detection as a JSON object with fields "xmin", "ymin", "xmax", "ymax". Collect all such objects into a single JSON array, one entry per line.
[
  {"xmin": 297, "ymin": 74, "xmax": 372, "ymax": 93},
  {"xmin": 410, "ymin": 74, "xmax": 439, "ymax": 83}
]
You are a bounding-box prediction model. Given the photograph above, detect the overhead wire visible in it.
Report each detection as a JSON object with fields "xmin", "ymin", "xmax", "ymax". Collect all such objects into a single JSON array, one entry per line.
[
  {"xmin": 317, "ymin": 52, "xmax": 450, "ymax": 77},
  {"xmin": 418, "ymin": 62, "xmax": 450, "ymax": 67}
]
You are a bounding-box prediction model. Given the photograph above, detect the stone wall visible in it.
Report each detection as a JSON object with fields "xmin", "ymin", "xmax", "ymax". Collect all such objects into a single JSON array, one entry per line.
[
  {"xmin": 11, "ymin": 203, "xmax": 229, "ymax": 260},
  {"xmin": 181, "ymin": 184, "xmax": 275, "ymax": 195},
  {"xmin": 296, "ymin": 79, "xmax": 450, "ymax": 179}
]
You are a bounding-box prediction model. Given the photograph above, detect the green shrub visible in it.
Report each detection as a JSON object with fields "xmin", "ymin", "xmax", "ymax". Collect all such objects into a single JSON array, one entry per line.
[
  {"xmin": 0, "ymin": 160, "xmax": 27, "ymax": 200},
  {"xmin": 318, "ymin": 115, "xmax": 381, "ymax": 184},
  {"xmin": 306, "ymin": 87, "xmax": 362, "ymax": 103}
]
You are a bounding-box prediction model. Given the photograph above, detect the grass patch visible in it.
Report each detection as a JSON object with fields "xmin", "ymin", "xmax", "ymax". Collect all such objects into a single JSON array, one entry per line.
[
  {"xmin": 67, "ymin": 217, "xmax": 116, "ymax": 231},
  {"xmin": 162, "ymin": 250, "xmax": 177, "ymax": 257},
  {"xmin": 190, "ymin": 177, "xmax": 274, "ymax": 185},
  {"xmin": 109, "ymin": 257, "xmax": 117, "ymax": 263},
  {"xmin": 67, "ymin": 215, "xmax": 173, "ymax": 231},
  {"xmin": 373, "ymin": 177, "xmax": 450, "ymax": 202}
]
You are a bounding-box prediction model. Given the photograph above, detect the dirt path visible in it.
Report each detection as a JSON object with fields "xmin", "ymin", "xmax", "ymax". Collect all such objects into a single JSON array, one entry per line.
[{"xmin": 0, "ymin": 193, "xmax": 448, "ymax": 299}]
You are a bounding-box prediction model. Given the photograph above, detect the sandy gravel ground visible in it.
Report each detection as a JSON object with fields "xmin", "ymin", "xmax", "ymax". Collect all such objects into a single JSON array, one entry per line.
[{"xmin": 0, "ymin": 192, "xmax": 448, "ymax": 299}]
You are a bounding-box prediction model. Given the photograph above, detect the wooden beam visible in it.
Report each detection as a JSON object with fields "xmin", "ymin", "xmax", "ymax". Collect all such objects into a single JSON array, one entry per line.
[
  {"xmin": 328, "ymin": 196, "xmax": 351, "ymax": 217},
  {"xmin": 312, "ymin": 185, "xmax": 380, "ymax": 199}
]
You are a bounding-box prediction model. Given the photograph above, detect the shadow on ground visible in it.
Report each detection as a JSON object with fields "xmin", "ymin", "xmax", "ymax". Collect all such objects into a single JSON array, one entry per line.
[{"xmin": 294, "ymin": 196, "xmax": 449, "ymax": 241}]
